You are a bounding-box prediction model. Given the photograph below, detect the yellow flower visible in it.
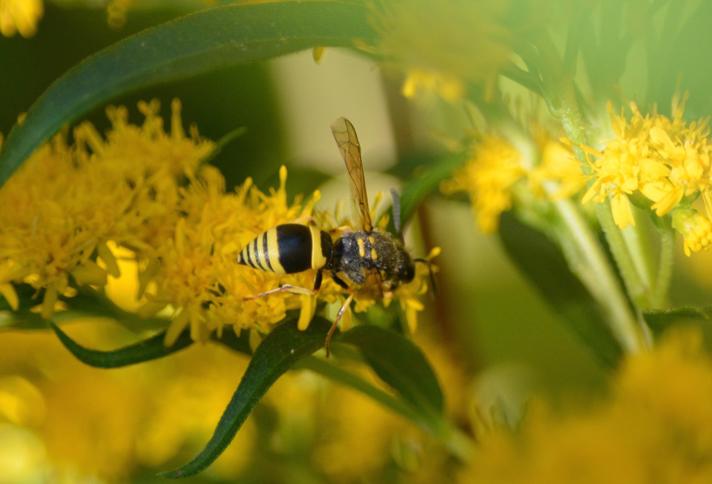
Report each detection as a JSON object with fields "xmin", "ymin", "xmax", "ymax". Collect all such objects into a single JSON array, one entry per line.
[
  {"xmin": 0, "ymin": 0, "xmax": 42, "ymax": 37},
  {"xmin": 443, "ymin": 135, "xmax": 524, "ymax": 233},
  {"xmin": 672, "ymin": 207, "xmax": 712, "ymax": 256},
  {"xmin": 369, "ymin": 0, "xmax": 512, "ymax": 101},
  {"xmin": 401, "ymin": 68, "xmax": 464, "ymax": 102},
  {"xmin": 582, "ymin": 99, "xmax": 712, "ymax": 229},
  {"xmin": 0, "ymin": 100, "xmax": 212, "ymax": 318},
  {"xmin": 529, "ymin": 136, "xmax": 586, "ymax": 200},
  {"xmin": 459, "ymin": 328, "xmax": 712, "ymax": 484},
  {"xmin": 0, "ymin": 323, "xmax": 256, "ymax": 481},
  {"xmin": 141, "ymin": 165, "xmax": 321, "ymax": 345},
  {"xmin": 444, "ymin": 132, "xmax": 585, "ymax": 233}
]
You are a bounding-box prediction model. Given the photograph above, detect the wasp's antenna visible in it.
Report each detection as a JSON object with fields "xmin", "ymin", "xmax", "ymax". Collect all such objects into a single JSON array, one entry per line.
[
  {"xmin": 390, "ymin": 188, "xmax": 403, "ymax": 240},
  {"xmin": 414, "ymin": 258, "xmax": 437, "ymax": 296}
]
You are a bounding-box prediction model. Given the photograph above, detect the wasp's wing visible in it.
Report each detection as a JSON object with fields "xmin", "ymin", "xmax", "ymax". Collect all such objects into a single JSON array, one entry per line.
[{"xmin": 330, "ymin": 117, "xmax": 372, "ymax": 232}]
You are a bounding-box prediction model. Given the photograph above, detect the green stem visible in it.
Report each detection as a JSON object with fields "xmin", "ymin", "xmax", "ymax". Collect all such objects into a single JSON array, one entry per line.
[
  {"xmin": 595, "ymin": 205, "xmax": 648, "ymax": 307},
  {"xmin": 552, "ymin": 93, "xmax": 651, "ymax": 349},
  {"xmin": 652, "ymin": 225, "xmax": 675, "ymax": 308},
  {"xmin": 297, "ymin": 356, "xmax": 474, "ymax": 461},
  {"xmin": 621, "ymin": 211, "xmax": 656, "ymax": 305},
  {"xmin": 553, "ymin": 199, "xmax": 644, "ymax": 352}
]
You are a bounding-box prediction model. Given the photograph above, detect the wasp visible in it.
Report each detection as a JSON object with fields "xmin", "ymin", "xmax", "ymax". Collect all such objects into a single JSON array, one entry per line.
[{"xmin": 238, "ymin": 117, "xmax": 426, "ymax": 353}]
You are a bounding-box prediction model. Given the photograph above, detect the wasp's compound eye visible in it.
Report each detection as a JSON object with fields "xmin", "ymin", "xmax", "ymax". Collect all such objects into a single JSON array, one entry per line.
[{"xmin": 401, "ymin": 263, "xmax": 415, "ymax": 282}]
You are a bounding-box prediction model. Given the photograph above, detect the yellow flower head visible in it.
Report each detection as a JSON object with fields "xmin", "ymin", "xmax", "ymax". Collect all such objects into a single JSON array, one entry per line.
[
  {"xmin": 144, "ymin": 171, "xmax": 437, "ymax": 344},
  {"xmin": 369, "ymin": 0, "xmax": 512, "ymax": 101},
  {"xmin": 459, "ymin": 328, "xmax": 712, "ymax": 484},
  {"xmin": 672, "ymin": 207, "xmax": 712, "ymax": 256},
  {"xmin": 529, "ymin": 136, "xmax": 586, "ymax": 200},
  {"xmin": 0, "ymin": 100, "xmax": 212, "ymax": 318},
  {"xmin": 142, "ymin": 166, "xmax": 322, "ymax": 345},
  {"xmin": 582, "ymin": 99, "xmax": 712, "ymax": 229},
  {"xmin": 0, "ymin": 324, "xmax": 255, "ymax": 481},
  {"xmin": 0, "ymin": 0, "xmax": 42, "ymax": 37},
  {"xmin": 443, "ymin": 135, "xmax": 524, "ymax": 233},
  {"xmin": 443, "ymin": 131, "xmax": 584, "ymax": 234}
]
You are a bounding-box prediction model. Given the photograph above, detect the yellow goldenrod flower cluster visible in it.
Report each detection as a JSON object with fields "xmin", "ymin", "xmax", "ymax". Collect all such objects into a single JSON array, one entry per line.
[
  {"xmin": 583, "ymin": 100, "xmax": 712, "ymax": 254},
  {"xmin": 0, "ymin": 0, "xmax": 42, "ymax": 37},
  {"xmin": 137, "ymin": 164, "xmax": 434, "ymax": 344},
  {"xmin": 460, "ymin": 328, "xmax": 712, "ymax": 484},
  {"xmin": 140, "ymin": 165, "xmax": 323, "ymax": 344},
  {"xmin": 443, "ymin": 133, "xmax": 585, "ymax": 233},
  {"xmin": 0, "ymin": 99, "xmax": 433, "ymax": 343},
  {"xmin": 0, "ymin": 100, "xmax": 211, "ymax": 319},
  {"xmin": 368, "ymin": 0, "xmax": 512, "ymax": 101}
]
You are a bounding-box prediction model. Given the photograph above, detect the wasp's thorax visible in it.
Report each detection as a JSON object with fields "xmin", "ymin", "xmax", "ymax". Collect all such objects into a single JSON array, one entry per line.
[{"xmin": 328, "ymin": 230, "xmax": 415, "ymax": 290}]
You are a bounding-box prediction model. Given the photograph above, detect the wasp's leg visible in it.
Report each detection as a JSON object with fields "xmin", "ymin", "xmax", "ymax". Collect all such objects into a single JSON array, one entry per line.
[
  {"xmin": 242, "ymin": 284, "xmax": 315, "ymax": 301},
  {"xmin": 325, "ymin": 293, "xmax": 354, "ymax": 357},
  {"xmin": 330, "ymin": 271, "xmax": 349, "ymax": 289}
]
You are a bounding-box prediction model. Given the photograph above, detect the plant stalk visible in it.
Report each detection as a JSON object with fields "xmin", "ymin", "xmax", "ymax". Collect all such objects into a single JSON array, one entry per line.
[
  {"xmin": 553, "ymin": 93, "xmax": 651, "ymax": 350},
  {"xmin": 553, "ymin": 198, "xmax": 644, "ymax": 352},
  {"xmin": 652, "ymin": 225, "xmax": 675, "ymax": 308}
]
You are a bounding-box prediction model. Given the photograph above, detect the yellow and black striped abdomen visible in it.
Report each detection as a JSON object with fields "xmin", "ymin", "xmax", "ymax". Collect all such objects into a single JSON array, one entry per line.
[{"xmin": 237, "ymin": 224, "xmax": 332, "ymax": 274}]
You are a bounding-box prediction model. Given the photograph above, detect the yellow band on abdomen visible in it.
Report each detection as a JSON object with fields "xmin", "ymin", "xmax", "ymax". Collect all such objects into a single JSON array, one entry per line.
[
  {"xmin": 310, "ymin": 226, "xmax": 327, "ymax": 270},
  {"xmin": 266, "ymin": 228, "xmax": 286, "ymax": 273}
]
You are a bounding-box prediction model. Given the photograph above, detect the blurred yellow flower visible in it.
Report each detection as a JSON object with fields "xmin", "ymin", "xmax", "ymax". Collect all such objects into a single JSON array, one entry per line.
[
  {"xmin": 672, "ymin": 207, "xmax": 712, "ymax": 256},
  {"xmin": 401, "ymin": 68, "xmax": 464, "ymax": 102},
  {"xmin": 0, "ymin": 0, "xmax": 42, "ymax": 37},
  {"xmin": 106, "ymin": 0, "xmax": 133, "ymax": 28},
  {"xmin": 460, "ymin": 328, "xmax": 712, "ymax": 484},
  {"xmin": 369, "ymin": 0, "xmax": 512, "ymax": 101},
  {"xmin": 529, "ymin": 136, "xmax": 586, "ymax": 200},
  {"xmin": 0, "ymin": 324, "xmax": 257, "ymax": 482},
  {"xmin": 582, "ymin": 99, "xmax": 712, "ymax": 229},
  {"xmin": 443, "ymin": 135, "xmax": 524, "ymax": 233},
  {"xmin": 443, "ymin": 132, "xmax": 583, "ymax": 233},
  {"xmin": 141, "ymin": 165, "xmax": 321, "ymax": 344},
  {"xmin": 0, "ymin": 100, "xmax": 212, "ymax": 319}
]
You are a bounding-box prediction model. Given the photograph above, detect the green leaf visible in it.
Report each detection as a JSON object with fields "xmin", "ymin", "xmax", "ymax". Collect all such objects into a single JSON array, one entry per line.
[
  {"xmin": 644, "ymin": 307, "xmax": 712, "ymax": 335},
  {"xmin": 199, "ymin": 126, "xmax": 247, "ymax": 167},
  {"xmin": 394, "ymin": 152, "xmax": 466, "ymax": 230},
  {"xmin": 0, "ymin": 287, "xmax": 168, "ymax": 332},
  {"xmin": 51, "ymin": 323, "xmax": 194, "ymax": 368},
  {"xmin": 0, "ymin": 1, "xmax": 374, "ymax": 187},
  {"xmin": 60, "ymin": 288, "xmax": 169, "ymax": 332},
  {"xmin": 160, "ymin": 317, "xmax": 331, "ymax": 478},
  {"xmin": 499, "ymin": 213, "xmax": 623, "ymax": 368},
  {"xmin": 340, "ymin": 325, "xmax": 444, "ymax": 419}
]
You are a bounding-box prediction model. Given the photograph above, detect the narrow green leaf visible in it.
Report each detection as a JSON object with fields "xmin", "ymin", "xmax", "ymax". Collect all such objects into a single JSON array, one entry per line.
[
  {"xmin": 160, "ymin": 318, "xmax": 330, "ymax": 479},
  {"xmin": 644, "ymin": 307, "xmax": 712, "ymax": 335},
  {"xmin": 340, "ymin": 325, "xmax": 444, "ymax": 419},
  {"xmin": 214, "ymin": 328, "xmax": 253, "ymax": 356},
  {"xmin": 394, "ymin": 152, "xmax": 467, "ymax": 230},
  {"xmin": 199, "ymin": 126, "xmax": 247, "ymax": 167},
  {"xmin": 51, "ymin": 323, "xmax": 194, "ymax": 368},
  {"xmin": 0, "ymin": 285, "xmax": 168, "ymax": 332},
  {"xmin": 0, "ymin": 1, "xmax": 374, "ymax": 187},
  {"xmin": 499, "ymin": 213, "xmax": 623, "ymax": 368},
  {"xmin": 60, "ymin": 288, "xmax": 169, "ymax": 332}
]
